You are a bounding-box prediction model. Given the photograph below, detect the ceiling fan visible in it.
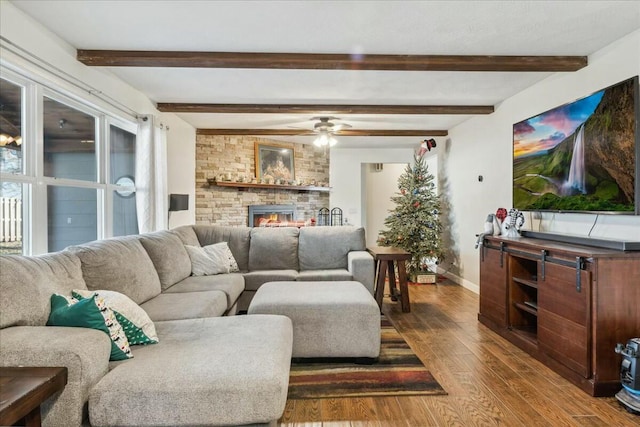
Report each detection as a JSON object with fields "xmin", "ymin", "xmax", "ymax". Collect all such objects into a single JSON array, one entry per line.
[{"xmin": 309, "ymin": 116, "xmax": 351, "ymax": 147}]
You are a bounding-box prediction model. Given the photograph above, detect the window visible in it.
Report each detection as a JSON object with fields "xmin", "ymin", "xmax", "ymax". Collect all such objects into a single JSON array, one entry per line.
[
  {"xmin": 110, "ymin": 125, "xmax": 138, "ymax": 237},
  {"xmin": 47, "ymin": 186, "xmax": 98, "ymax": 252},
  {"xmin": 0, "ymin": 69, "xmax": 138, "ymax": 255},
  {"xmin": 0, "ymin": 78, "xmax": 26, "ymax": 254},
  {"xmin": 43, "ymin": 96, "xmax": 97, "ymax": 181}
]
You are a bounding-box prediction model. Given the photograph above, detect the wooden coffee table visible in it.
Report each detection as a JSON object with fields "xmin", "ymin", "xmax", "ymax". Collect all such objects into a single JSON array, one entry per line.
[
  {"xmin": 367, "ymin": 246, "xmax": 412, "ymax": 312},
  {"xmin": 0, "ymin": 367, "xmax": 68, "ymax": 427}
]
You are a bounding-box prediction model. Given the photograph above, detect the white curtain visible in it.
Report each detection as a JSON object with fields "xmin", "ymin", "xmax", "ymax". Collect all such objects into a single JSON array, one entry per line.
[{"xmin": 135, "ymin": 116, "xmax": 168, "ymax": 233}]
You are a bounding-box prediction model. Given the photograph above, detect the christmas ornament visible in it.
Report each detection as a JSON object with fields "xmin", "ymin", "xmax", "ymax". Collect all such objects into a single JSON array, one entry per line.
[
  {"xmin": 495, "ymin": 208, "xmax": 507, "ymax": 222},
  {"xmin": 416, "ymin": 138, "xmax": 437, "ymax": 157}
]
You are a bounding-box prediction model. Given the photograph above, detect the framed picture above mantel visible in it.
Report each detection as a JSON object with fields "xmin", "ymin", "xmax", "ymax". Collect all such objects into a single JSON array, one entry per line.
[{"xmin": 255, "ymin": 142, "xmax": 295, "ymax": 182}]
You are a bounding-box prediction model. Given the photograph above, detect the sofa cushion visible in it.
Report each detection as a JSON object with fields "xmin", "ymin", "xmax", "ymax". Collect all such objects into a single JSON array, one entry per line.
[
  {"xmin": 249, "ymin": 227, "xmax": 299, "ymax": 271},
  {"xmin": 69, "ymin": 237, "xmax": 161, "ymax": 305},
  {"xmin": 73, "ymin": 289, "xmax": 158, "ymax": 345},
  {"xmin": 47, "ymin": 294, "xmax": 132, "ymax": 361},
  {"xmin": 298, "ymin": 226, "xmax": 366, "ymax": 270},
  {"xmin": 165, "ymin": 274, "xmax": 245, "ymax": 310},
  {"xmin": 193, "ymin": 225, "xmax": 251, "ymax": 271},
  {"xmin": 243, "ymin": 270, "xmax": 299, "ymax": 292},
  {"xmin": 138, "ymin": 230, "xmax": 191, "ymax": 290},
  {"xmin": 297, "ymin": 269, "xmax": 353, "ymax": 282},
  {"xmin": 0, "ymin": 251, "xmax": 87, "ymax": 328},
  {"xmin": 89, "ymin": 315, "xmax": 293, "ymax": 427},
  {"xmin": 170, "ymin": 225, "xmax": 201, "ymax": 246},
  {"xmin": 140, "ymin": 291, "xmax": 227, "ymax": 321}
]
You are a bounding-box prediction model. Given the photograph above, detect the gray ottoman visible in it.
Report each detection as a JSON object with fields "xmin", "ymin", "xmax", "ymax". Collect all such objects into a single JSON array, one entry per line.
[{"xmin": 248, "ymin": 281, "xmax": 380, "ymax": 359}]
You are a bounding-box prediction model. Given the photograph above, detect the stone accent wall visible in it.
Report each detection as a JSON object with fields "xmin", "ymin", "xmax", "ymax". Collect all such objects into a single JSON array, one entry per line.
[{"xmin": 196, "ymin": 135, "xmax": 330, "ymax": 226}]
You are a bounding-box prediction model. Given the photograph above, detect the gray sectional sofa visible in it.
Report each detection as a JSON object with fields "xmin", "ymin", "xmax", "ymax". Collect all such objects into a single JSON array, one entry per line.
[{"xmin": 0, "ymin": 225, "xmax": 374, "ymax": 427}]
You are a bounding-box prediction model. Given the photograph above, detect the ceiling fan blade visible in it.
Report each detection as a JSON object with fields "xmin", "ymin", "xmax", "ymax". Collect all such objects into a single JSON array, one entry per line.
[{"xmin": 332, "ymin": 123, "xmax": 352, "ymax": 131}]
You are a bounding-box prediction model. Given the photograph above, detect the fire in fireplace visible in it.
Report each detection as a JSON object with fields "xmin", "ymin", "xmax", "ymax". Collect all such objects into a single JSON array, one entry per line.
[{"xmin": 248, "ymin": 204, "xmax": 295, "ymax": 227}]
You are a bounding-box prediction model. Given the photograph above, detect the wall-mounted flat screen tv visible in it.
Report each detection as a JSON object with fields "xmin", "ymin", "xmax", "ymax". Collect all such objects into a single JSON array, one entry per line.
[{"xmin": 513, "ymin": 76, "xmax": 639, "ymax": 214}]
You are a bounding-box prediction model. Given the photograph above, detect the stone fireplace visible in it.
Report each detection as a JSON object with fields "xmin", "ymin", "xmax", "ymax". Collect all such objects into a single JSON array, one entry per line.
[
  {"xmin": 196, "ymin": 135, "xmax": 329, "ymax": 226},
  {"xmin": 248, "ymin": 204, "xmax": 295, "ymax": 227}
]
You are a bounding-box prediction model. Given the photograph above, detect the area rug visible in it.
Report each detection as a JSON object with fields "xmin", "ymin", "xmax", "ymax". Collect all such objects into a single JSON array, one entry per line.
[{"xmin": 287, "ymin": 317, "xmax": 447, "ymax": 399}]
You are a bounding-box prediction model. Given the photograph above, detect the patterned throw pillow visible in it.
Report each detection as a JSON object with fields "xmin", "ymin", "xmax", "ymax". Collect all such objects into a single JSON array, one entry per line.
[
  {"xmin": 47, "ymin": 293, "xmax": 132, "ymax": 361},
  {"xmin": 185, "ymin": 245, "xmax": 228, "ymax": 276},
  {"xmin": 204, "ymin": 242, "xmax": 239, "ymax": 273},
  {"xmin": 72, "ymin": 289, "xmax": 158, "ymax": 346},
  {"xmin": 185, "ymin": 242, "xmax": 240, "ymax": 275}
]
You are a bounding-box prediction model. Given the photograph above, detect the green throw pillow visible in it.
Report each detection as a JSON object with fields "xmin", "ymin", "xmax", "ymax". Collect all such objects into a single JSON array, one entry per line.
[
  {"xmin": 72, "ymin": 289, "xmax": 158, "ymax": 346},
  {"xmin": 47, "ymin": 294, "xmax": 132, "ymax": 361}
]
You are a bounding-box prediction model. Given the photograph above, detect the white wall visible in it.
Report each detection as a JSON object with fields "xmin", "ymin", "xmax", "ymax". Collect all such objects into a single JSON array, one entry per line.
[
  {"xmin": 363, "ymin": 157, "xmax": 439, "ymax": 247},
  {"xmin": 0, "ymin": 1, "xmax": 196, "ymax": 228},
  {"xmin": 364, "ymin": 163, "xmax": 407, "ymax": 246},
  {"xmin": 163, "ymin": 113, "xmax": 196, "ymax": 228},
  {"xmin": 443, "ymin": 30, "xmax": 640, "ymax": 292},
  {"xmin": 330, "ymin": 147, "xmax": 416, "ymax": 228}
]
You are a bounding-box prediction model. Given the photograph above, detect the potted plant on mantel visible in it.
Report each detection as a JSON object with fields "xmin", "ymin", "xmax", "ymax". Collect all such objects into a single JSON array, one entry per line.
[{"xmin": 377, "ymin": 153, "xmax": 444, "ymax": 283}]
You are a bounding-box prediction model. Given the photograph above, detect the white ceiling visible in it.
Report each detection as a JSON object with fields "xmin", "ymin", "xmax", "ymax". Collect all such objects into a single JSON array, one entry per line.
[{"xmin": 10, "ymin": 0, "xmax": 640, "ymax": 149}]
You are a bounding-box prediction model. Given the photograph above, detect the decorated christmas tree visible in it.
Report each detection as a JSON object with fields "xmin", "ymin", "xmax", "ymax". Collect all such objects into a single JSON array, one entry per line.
[{"xmin": 377, "ymin": 153, "xmax": 444, "ymax": 277}]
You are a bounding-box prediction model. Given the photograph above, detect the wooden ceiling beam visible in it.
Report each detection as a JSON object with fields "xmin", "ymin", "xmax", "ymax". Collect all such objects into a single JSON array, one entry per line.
[
  {"xmin": 77, "ymin": 50, "xmax": 587, "ymax": 72},
  {"xmin": 196, "ymin": 129, "xmax": 448, "ymax": 137},
  {"xmin": 157, "ymin": 103, "xmax": 494, "ymax": 115}
]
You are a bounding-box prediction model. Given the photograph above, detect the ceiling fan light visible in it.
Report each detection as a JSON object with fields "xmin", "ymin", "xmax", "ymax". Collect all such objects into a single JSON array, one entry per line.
[
  {"xmin": 314, "ymin": 133, "xmax": 329, "ymax": 147},
  {"xmin": 328, "ymin": 136, "xmax": 338, "ymax": 147}
]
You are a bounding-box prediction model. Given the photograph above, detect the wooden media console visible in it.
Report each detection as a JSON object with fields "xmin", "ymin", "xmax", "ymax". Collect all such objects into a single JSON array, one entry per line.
[{"xmin": 478, "ymin": 235, "xmax": 640, "ymax": 396}]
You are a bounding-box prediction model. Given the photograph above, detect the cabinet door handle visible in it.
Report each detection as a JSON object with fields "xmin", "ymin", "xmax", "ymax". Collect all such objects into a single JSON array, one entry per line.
[
  {"xmin": 575, "ymin": 256, "xmax": 584, "ymax": 292},
  {"xmin": 500, "ymin": 242, "xmax": 505, "ymax": 268},
  {"xmin": 541, "ymin": 250, "xmax": 547, "ymax": 281}
]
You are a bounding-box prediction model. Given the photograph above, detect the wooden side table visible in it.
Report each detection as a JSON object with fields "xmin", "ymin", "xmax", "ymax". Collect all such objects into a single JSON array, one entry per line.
[
  {"xmin": 367, "ymin": 246, "xmax": 412, "ymax": 313},
  {"xmin": 0, "ymin": 367, "xmax": 68, "ymax": 427}
]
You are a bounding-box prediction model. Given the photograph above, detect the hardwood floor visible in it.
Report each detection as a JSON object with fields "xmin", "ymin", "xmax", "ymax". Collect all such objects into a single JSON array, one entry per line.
[{"xmin": 279, "ymin": 280, "xmax": 638, "ymax": 426}]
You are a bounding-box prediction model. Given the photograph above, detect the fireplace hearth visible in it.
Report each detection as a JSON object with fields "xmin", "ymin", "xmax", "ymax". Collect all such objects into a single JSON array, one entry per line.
[{"xmin": 248, "ymin": 204, "xmax": 295, "ymax": 227}]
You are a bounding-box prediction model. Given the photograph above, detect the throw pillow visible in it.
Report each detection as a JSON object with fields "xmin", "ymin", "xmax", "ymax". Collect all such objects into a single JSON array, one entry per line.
[
  {"xmin": 47, "ymin": 294, "xmax": 132, "ymax": 361},
  {"xmin": 184, "ymin": 242, "xmax": 240, "ymax": 276},
  {"xmin": 72, "ymin": 289, "xmax": 158, "ymax": 345},
  {"xmin": 203, "ymin": 242, "xmax": 239, "ymax": 273},
  {"xmin": 185, "ymin": 244, "xmax": 228, "ymax": 276}
]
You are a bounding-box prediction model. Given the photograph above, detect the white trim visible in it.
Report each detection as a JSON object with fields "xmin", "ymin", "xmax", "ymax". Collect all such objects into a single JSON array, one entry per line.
[
  {"xmin": 22, "ymin": 182, "xmax": 32, "ymax": 256},
  {"xmin": 437, "ymin": 266, "xmax": 480, "ymax": 294},
  {"xmin": 40, "ymin": 177, "xmax": 105, "ymax": 189},
  {"xmin": 96, "ymin": 188, "xmax": 105, "ymax": 241},
  {"xmin": 101, "ymin": 117, "xmax": 110, "ymax": 238},
  {"xmin": 0, "ymin": 173, "xmax": 34, "ymax": 184},
  {"xmin": 31, "ymin": 178, "xmax": 47, "ymax": 254}
]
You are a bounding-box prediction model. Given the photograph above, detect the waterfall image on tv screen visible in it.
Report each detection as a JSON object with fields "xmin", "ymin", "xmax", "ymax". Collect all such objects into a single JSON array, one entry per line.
[{"xmin": 513, "ymin": 76, "xmax": 638, "ymax": 213}]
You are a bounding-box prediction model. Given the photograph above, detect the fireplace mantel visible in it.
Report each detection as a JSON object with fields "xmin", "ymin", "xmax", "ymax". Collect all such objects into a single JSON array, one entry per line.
[{"xmin": 208, "ymin": 179, "xmax": 330, "ymax": 192}]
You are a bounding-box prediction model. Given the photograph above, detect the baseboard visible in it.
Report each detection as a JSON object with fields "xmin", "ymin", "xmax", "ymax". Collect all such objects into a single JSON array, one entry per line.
[{"xmin": 436, "ymin": 268, "xmax": 480, "ymax": 294}]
